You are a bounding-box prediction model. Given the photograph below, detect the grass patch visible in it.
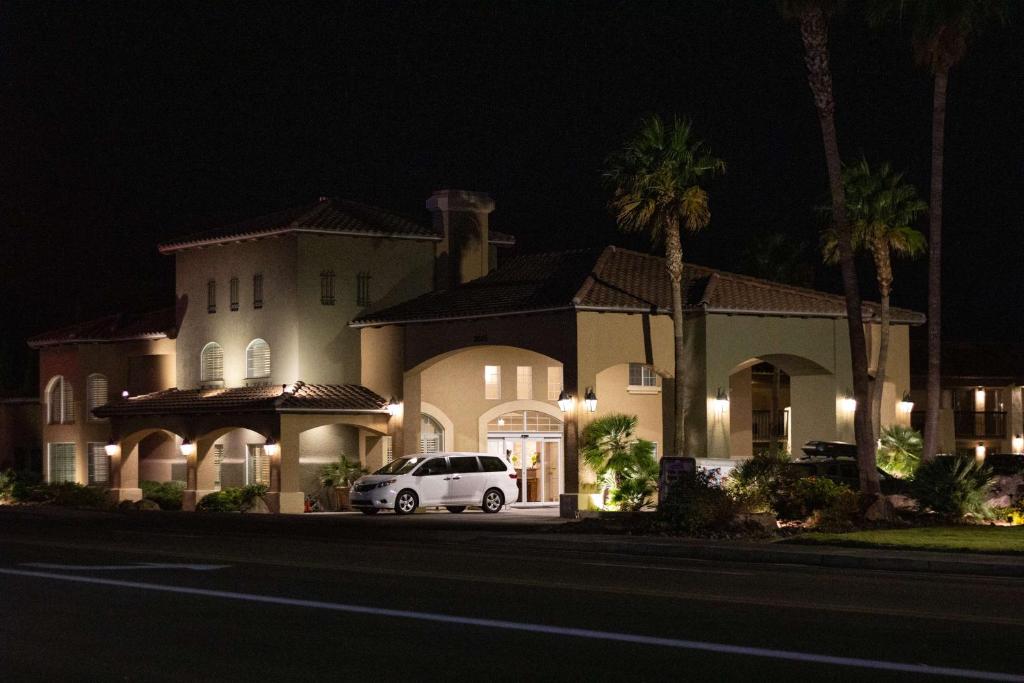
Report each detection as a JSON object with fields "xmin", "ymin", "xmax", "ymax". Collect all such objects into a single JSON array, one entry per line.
[{"xmin": 785, "ymin": 525, "xmax": 1024, "ymax": 555}]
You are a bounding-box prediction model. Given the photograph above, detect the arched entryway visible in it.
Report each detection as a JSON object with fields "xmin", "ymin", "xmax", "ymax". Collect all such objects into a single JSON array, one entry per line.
[{"xmin": 482, "ymin": 404, "xmax": 563, "ymax": 503}]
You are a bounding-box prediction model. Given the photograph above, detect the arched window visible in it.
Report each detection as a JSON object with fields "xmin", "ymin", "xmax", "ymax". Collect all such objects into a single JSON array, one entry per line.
[
  {"xmin": 246, "ymin": 339, "xmax": 271, "ymax": 379},
  {"xmin": 46, "ymin": 375, "xmax": 74, "ymax": 425},
  {"xmin": 201, "ymin": 342, "xmax": 224, "ymax": 382},
  {"xmin": 86, "ymin": 373, "xmax": 109, "ymax": 421},
  {"xmin": 420, "ymin": 414, "xmax": 445, "ymax": 453}
]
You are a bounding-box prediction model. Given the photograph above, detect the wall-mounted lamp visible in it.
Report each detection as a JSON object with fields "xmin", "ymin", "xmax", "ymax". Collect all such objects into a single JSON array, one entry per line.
[
  {"xmin": 1013, "ymin": 434, "xmax": 1024, "ymax": 455},
  {"xmin": 386, "ymin": 397, "xmax": 402, "ymax": 417},
  {"xmin": 104, "ymin": 439, "xmax": 119, "ymax": 457},
  {"xmin": 897, "ymin": 392, "xmax": 914, "ymax": 414},
  {"xmin": 975, "ymin": 442, "xmax": 987, "ymax": 463},
  {"xmin": 264, "ymin": 438, "xmax": 279, "ymax": 457},
  {"xmin": 840, "ymin": 389, "xmax": 857, "ymax": 413},
  {"xmin": 121, "ymin": 390, "xmax": 130, "ymax": 398},
  {"xmin": 180, "ymin": 439, "xmax": 196, "ymax": 457},
  {"xmin": 713, "ymin": 387, "xmax": 730, "ymax": 414},
  {"xmin": 584, "ymin": 387, "xmax": 597, "ymax": 413},
  {"xmin": 557, "ymin": 389, "xmax": 573, "ymax": 413}
]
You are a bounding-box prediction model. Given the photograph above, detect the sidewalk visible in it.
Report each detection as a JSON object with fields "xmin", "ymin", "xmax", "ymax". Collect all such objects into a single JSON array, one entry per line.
[{"xmin": 466, "ymin": 532, "xmax": 1024, "ymax": 578}]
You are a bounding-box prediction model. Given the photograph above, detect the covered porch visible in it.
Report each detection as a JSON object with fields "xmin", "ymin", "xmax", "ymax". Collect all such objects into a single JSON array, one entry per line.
[{"xmin": 95, "ymin": 382, "xmax": 393, "ymax": 513}]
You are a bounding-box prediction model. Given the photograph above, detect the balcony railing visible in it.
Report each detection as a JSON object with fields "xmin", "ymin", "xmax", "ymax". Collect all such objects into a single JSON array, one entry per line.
[
  {"xmin": 752, "ymin": 410, "xmax": 788, "ymax": 441},
  {"xmin": 911, "ymin": 410, "xmax": 1007, "ymax": 438}
]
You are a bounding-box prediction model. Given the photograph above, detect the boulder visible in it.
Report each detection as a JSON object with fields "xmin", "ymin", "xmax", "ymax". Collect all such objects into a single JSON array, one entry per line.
[
  {"xmin": 137, "ymin": 498, "xmax": 161, "ymax": 511},
  {"xmin": 886, "ymin": 494, "xmax": 916, "ymax": 511},
  {"xmin": 735, "ymin": 511, "xmax": 778, "ymax": 532},
  {"xmin": 243, "ymin": 495, "xmax": 270, "ymax": 514},
  {"xmin": 117, "ymin": 500, "xmax": 138, "ymax": 513},
  {"xmin": 864, "ymin": 496, "xmax": 897, "ymax": 523}
]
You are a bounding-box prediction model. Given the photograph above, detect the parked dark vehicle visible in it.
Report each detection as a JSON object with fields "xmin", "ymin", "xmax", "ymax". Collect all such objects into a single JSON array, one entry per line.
[
  {"xmin": 969, "ymin": 453, "xmax": 1024, "ymax": 476},
  {"xmin": 794, "ymin": 441, "xmax": 908, "ymax": 495}
]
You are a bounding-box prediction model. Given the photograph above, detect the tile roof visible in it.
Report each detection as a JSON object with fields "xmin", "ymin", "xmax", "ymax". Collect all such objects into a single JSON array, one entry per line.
[
  {"xmin": 352, "ymin": 246, "xmax": 924, "ymax": 327},
  {"xmin": 27, "ymin": 307, "xmax": 178, "ymax": 348},
  {"xmin": 94, "ymin": 381, "xmax": 388, "ymax": 418},
  {"xmin": 158, "ymin": 197, "xmax": 516, "ymax": 252}
]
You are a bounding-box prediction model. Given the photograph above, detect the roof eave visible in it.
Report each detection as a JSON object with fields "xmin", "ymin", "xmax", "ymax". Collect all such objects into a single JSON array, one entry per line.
[
  {"xmin": 28, "ymin": 332, "xmax": 169, "ymax": 349},
  {"xmin": 159, "ymin": 226, "xmax": 443, "ymax": 254},
  {"xmin": 350, "ymin": 305, "xmax": 576, "ymax": 328}
]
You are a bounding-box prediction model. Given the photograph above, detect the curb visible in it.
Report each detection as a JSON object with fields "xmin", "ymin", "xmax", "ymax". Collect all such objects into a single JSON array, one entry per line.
[{"xmin": 467, "ymin": 534, "xmax": 1024, "ymax": 578}]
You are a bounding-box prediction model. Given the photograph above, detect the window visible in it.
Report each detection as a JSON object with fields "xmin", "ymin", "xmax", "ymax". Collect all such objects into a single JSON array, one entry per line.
[
  {"xmin": 230, "ymin": 277, "xmax": 239, "ymax": 311},
  {"xmin": 320, "ymin": 270, "xmax": 336, "ymax": 305},
  {"xmin": 247, "ymin": 444, "xmax": 270, "ymax": 486},
  {"xmin": 480, "ymin": 456, "xmax": 508, "ymax": 472},
  {"xmin": 48, "ymin": 443, "xmax": 76, "ymax": 483},
  {"xmin": 383, "ymin": 435, "xmax": 394, "ymax": 464},
  {"xmin": 213, "ymin": 444, "xmax": 224, "ymax": 489},
  {"xmin": 207, "ymin": 280, "xmax": 217, "ymax": 314},
  {"xmin": 449, "ymin": 456, "xmax": 480, "ymax": 473},
  {"xmin": 253, "ymin": 273, "xmax": 264, "ymax": 309},
  {"xmin": 414, "ymin": 458, "xmax": 450, "ymax": 477},
  {"xmin": 487, "ymin": 410, "xmax": 562, "ymax": 433},
  {"xmin": 201, "ymin": 342, "xmax": 224, "ymax": 382},
  {"xmin": 420, "ymin": 414, "xmax": 444, "ymax": 453},
  {"xmin": 356, "ymin": 272, "xmax": 372, "ymax": 307},
  {"xmin": 547, "ymin": 367, "xmax": 563, "ymax": 401},
  {"xmin": 46, "ymin": 376, "xmax": 74, "ymax": 424},
  {"xmin": 86, "ymin": 373, "xmax": 108, "ymax": 421},
  {"xmin": 517, "ymin": 366, "xmax": 533, "ymax": 400},
  {"xmin": 88, "ymin": 442, "xmax": 110, "ymax": 485},
  {"xmin": 484, "ymin": 365, "xmax": 501, "ymax": 400},
  {"xmin": 246, "ymin": 338, "xmax": 271, "ymax": 379},
  {"xmin": 629, "ymin": 363, "xmax": 659, "ymax": 389}
]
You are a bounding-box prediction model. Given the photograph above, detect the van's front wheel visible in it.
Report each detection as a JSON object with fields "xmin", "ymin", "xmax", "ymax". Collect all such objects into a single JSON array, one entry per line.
[
  {"xmin": 481, "ymin": 489, "xmax": 504, "ymax": 514},
  {"xmin": 394, "ymin": 490, "xmax": 418, "ymax": 515}
]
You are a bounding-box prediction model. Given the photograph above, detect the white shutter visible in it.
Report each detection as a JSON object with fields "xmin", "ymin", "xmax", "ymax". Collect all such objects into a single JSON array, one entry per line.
[
  {"xmin": 201, "ymin": 343, "xmax": 224, "ymax": 382},
  {"xmin": 246, "ymin": 339, "xmax": 270, "ymax": 379},
  {"xmin": 87, "ymin": 374, "xmax": 108, "ymax": 420}
]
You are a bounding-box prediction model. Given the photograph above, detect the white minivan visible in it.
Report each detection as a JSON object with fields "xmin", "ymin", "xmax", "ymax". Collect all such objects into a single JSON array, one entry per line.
[{"xmin": 349, "ymin": 452, "xmax": 519, "ymax": 515}]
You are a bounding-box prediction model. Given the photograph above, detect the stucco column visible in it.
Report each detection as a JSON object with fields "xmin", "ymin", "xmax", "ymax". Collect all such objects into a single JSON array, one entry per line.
[
  {"xmin": 274, "ymin": 417, "xmax": 304, "ymax": 514},
  {"xmin": 107, "ymin": 436, "xmax": 142, "ymax": 504},
  {"xmin": 182, "ymin": 436, "xmax": 219, "ymax": 512},
  {"xmin": 790, "ymin": 374, "xmax": 838, "ymax": 454},
  {"xmin": 400, "ymin": 371, "xmax": 421, "ymax": 458},
  {"xmin": 728, "ymin": 369, "xmax": 753, "ymax": 458}
]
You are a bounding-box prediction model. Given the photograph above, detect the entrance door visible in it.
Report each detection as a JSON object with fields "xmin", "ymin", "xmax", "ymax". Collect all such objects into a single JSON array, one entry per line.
[{"xmin": 486, "ymin": 435, "xmax": 562, "ymax": 503}]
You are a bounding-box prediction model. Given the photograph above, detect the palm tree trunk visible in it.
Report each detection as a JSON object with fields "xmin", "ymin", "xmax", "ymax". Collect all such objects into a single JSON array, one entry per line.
[
  {"xmin": 798, "ymin": 8, "xmax": 879, "ymax": 495},
  {"xmin": 664, "ymin": 219, "xmax": 686, "ymax": 456},
  {"xmin": 873, "ymin": 290, "xmax": 891, "ymax": 444},
  {"xmin": 923, "ymin": 66, "xmax": 948, "ymax": 462}
]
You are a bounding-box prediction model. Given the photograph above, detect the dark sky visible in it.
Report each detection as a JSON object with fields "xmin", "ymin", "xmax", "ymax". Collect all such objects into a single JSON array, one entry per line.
[{"xmin": 1, "ymin": 1, "xmax": 1021, "ymax": 393}]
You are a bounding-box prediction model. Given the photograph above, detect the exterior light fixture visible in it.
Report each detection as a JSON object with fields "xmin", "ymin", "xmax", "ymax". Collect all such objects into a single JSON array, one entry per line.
[
  {"xmin": 975, "ymin": 442, "xmax": 986, "ymax": 463},
  {"xmin": 180, "ymin": 439, "xmax": 196, "ymax": 457},
  {"xmin": 897, "ymin": 392, "xmax": 914, "ymax": 414},
  {"xmin": 1013, "ymin": 434, "xmax": 1024, "ymax": 455},
  {"xmin": 497, "ymin": 417, "xmax": 505, "ymax": 427},
  {"xmin": 584, "ymin": 387, "xmax": 597, "ymax": 413},
  {"xmin": 714, "ymin": 387, "xmax": 730, "ymax": 414},
  {"xmin": 104, "ymin": 439, "xmax": 119, "ymax": 457},
  {"xmin": 840, "ymin": 389, "xmax": 857, "ymax": 413},
  {"xmin": 557, "ymin": 389, "xmax": 573, "ymax": 413},
  {"xmin": 386, "ymin": 397, "xmax": 401, "ymax": 417},
  {"xmin": 264, "ymin": 438, "xmax": 279, "ymax": 457},
  {"xmin": 121, "ymin": 390, "xmax": 130, "ymax": 398}
]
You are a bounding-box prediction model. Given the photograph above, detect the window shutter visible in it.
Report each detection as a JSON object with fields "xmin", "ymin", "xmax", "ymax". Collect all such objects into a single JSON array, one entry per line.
[
  {"xmin": 207, "ymin": 280, "xmax": 217, "ymax": 313},
  {"xmin": 253, "ymin": 273, "xmax": 263, "ymax": 309},
  {"xmin": 201, "ymin": 343, "xmax": 224, "ymax": 382},
  {"xmin": 88, "ymin": 443, "xmax": 110, "ymax": 485},
  {"xmin": 230, "ymin": 277, "xmax": 239, "ymax": 311},
  {"xmin": 87, "ymin": 374, "xmax": 108, "ymax": 420},
  {"xmin": 246, "ymin": 339, "xmax": 271, "ymax": 379}
]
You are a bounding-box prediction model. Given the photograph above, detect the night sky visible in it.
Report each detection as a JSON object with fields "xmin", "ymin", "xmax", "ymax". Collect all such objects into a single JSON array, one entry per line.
[{"xmin": 1, "ymin": 1, "xmax": 1021, "ymax": 393}]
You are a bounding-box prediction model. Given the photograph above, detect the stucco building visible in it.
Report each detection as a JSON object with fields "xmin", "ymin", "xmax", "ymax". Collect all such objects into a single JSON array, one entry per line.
[{"xmin": 29, "ymin": 189, "xmax": 923, "ymax": 512}]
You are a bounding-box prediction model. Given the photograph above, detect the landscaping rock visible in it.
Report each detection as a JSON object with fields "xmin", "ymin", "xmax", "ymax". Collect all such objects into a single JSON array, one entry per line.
[
  {"xmin": 243, "ymin": 496, "xmax": 270, "ymax": 514},
  {"xmin": 735, "ymin": 512, "xmax": 777, "ymax": 532},
  {"xmin": 864, "ymin": 496, "xmax": 898, "ymax": 523},
  {"xmin": 886, "ymin": 494, "xmax": 916, "ymax": 511},
  {"xmin": 117, "ymin": 500, "xmax": 138, "ymax": 513},
  {"xmin": 137, "ymin": 498, "xmax": 161, "ymax": 511}
]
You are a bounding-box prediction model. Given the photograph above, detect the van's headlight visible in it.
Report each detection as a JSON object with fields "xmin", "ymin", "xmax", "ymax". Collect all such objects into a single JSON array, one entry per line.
[{"xmin": 376, "ymin": 479, "xmax": 396, "ymax": 489}]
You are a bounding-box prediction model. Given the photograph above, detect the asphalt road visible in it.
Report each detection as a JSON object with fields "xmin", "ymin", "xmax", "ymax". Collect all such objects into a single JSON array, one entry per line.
[{"xmin": 1, "ymin": 508, "xmax": 1022, "ymax": 682}]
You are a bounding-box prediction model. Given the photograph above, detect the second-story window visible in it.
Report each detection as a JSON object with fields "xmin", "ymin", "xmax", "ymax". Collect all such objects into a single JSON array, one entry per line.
[
  {"xmin": 230, "ymin": 277, "xmax": 239, "ymax": 311},
  {"xmin": 86, "ymin": 373, "xmax": 109, "ymax": 421},
  {"xmin": 320, "ymin": 270, "xmax": 336, "ymax": 305},
  {"xmin": 356, "ymin": 272, "xmax": 372, "ymax": 307},
  {"xmin": 253, "ymin": 273, "xmax": 263, "ymax": 309},
  {"xmin": 201, "ymin": 342, "xmax": 224, "ymax": 383},
  {"xmin": 207, "ymin": 280, "xmax": 217, "ymax": 314},
  {"xmin": 484, "ymin": 365, "xmax": 501, "ymax": 400}
]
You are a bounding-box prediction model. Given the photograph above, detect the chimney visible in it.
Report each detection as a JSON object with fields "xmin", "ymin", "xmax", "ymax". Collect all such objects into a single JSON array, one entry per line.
[{"xmin": 427, "ymin": 189, "xmax": 494, "ymax": 290}]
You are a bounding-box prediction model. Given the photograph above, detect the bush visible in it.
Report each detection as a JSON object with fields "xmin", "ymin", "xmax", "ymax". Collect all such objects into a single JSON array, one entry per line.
[
  {"xmin": 789, "ymin": 476, "xmax": 852, "ymax": 518},
  {"xmin": 27, "ymin": 482, "xmax": 109, "ymax": 508},
  {"xmin": 0, "ymin": 469, "xmax": 42, "ymax": 502},
  {"xmin": 877, "ymin": 426, "xmax": 922, "ymax": 479},
  {"xmin": 810, "ymin": 489, "xmax": 861, "ymax": 531},
  {"xmin": 910, "ymin": 457, "xmax": 994, "ymax": 518},
  {"xmin": 610, "ymin": 448, "xmax": 660, "ymax": 512},
  {"xmin": 726, "ymin": 451, "xmax": 794, "ymax": 515},
  {"xmin": 197, "ymin": 484, "xmax": 268, "ymax": 512},
  {"xmin": 140, "ymin": 480, "xmax": 185, "ymax": 510},
  {"xmin": 659, "ymin": 469, "xmax": 739, "ymax": 535}
]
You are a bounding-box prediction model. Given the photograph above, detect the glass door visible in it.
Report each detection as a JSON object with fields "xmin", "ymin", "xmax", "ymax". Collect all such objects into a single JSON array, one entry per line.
[{"xmin": 486, "ymin": 435, "xmax": 562, "ymax": 503}]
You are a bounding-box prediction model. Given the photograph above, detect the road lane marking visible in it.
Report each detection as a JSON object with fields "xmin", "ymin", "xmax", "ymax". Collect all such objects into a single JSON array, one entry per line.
[
  {"xmin": 0, "ymin": 567, "xmax": 1020, "ymax": 681},
  {"xmin": 582, "ymin": 561, "xmax": 753, "ymax": 576},
  {"xmin": 20, "ymin": 562, "xmax": 230, "ymax": 572}
]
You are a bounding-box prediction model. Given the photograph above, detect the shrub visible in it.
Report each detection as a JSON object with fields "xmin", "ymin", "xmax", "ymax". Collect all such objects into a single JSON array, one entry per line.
[
  {"xmin": 140, "ymin": 480, "xmax": 185, "ymax": 510},
  {"xmin": 318, "ymin": 456, "xmax": 367, "ymax": 488},
  {"xmin": 196, "ymin": 484, "xmax": 268, "ymax": 512},
  {"xmin": 0, "ymin": 469, "xmax": 42, "ymax": 502},
  {"xmin": 659, "ymin": 469, "xmax": 739, "ymax": 535},
  {"xmin": 610, "ymin": 448, "xmax": 660, "ymax": 512},
  {"xmin": 726, "ymin": 451, "xmax": 794, "ymax": 515},
  {"xmin": 811, "ymin": 489, "xmax": 861, "ymax": 531},
  {"xmin": 789, "ymin": 476, "xmax": 851, "ymax": 518},
  {"xmin": 27, "ymin": 482, "xmax": 109, "ymax": 508},
  {"xmin": 877, "ymin": 426, "xmax": 922, "ymax": 479},
  {"xmin": 910, "ymin": 457, "xmax": 994, "ymax": 518}
]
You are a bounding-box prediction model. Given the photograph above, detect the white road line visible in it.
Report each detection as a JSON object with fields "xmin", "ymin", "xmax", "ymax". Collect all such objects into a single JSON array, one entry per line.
[
  {"xmin": 20, "ymin": 562, "xmax": 230, "ymax": 572},
  {"xmin": 582, "ymin": 561, "xmax": 752, "ymax": 576},
  {"xmin": 0, "ymin": 567, "xmax": 1020, "ymax": 681}
]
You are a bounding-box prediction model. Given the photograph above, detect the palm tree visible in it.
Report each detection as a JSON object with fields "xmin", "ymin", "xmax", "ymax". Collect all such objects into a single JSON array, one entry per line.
[
  {"xmin": 823, "ymin": 159, "xmax": 927, "ymax": 441},
  {"xmin": 869, "ymin": 0, "xmax": 1007, "ymax": 461},
  {"xmin": 604, "ymin": 115, "xmax": 725, "ymax": 456},
  {"xmin": 580, "ymin": 413, "xmax": 655, "ymax": 485},
  {"xmin": 780, "ymin": 0, "xmax": 879, "ymax": 495}
]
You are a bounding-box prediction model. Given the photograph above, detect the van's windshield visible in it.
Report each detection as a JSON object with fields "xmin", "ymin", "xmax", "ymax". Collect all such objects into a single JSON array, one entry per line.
[{"xmin": 374, "ymin": 457, "xmax": 425, "ymax": 476}]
